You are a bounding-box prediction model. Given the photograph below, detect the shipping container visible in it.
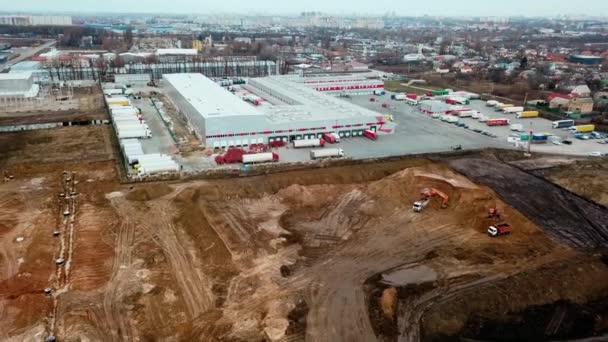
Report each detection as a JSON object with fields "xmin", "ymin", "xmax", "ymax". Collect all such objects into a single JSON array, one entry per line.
[
  {"xmin": 393, "ymin": 94, "xmax": 407, "ymax": 101},
  {"xmin": 551, "ymin": 120, "xmax": 575, "ymax": 129},
  {"xmin": 569, "ymin": 124, "xmax": 595, "ymax": 133},
  {"xmin": 503, "ymin": 106, "xmax": 524, "ymax": 113},
  {"xmin": 531, "ymin": 133, "xmax": 549, "ymax": 143},
  {"xmin": 293, "ymin": 138, "xmax": 325, "ymax": 148},
  {"xmin": 486, "ymin": 118, "xmax": 510, "ymax": 126},
  {"xmin": 242, "ymin": 152, "xmax": 279, "ymax": 164},
  {"xmin": 310, "ymin": 148, "xmax": 344, "ymax": 160},
  {"xmin": 497, "ymin": 104, "xmax": 513, "ymax": 111},
  {"xmin": 517, "ymin": 111, "xmax": 539, "ymax": 119}
]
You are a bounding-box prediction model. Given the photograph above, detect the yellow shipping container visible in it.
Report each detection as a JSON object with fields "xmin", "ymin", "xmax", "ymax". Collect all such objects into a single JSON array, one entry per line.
[
  {"xmin": 573, "ymin": 124, "xmax": 595, "ymax": 133},
  {"xmin": 107, "ymin": 100, "xmax": 130, "ymax": 106},
  {"xmin": 518, "ymin": 111, "xmax": 539, "ymax": 118}
]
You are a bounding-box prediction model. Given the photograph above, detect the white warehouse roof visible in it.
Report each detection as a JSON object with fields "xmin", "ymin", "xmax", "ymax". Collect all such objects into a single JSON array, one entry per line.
[
  {"xmin": 163, "ymin": 73, "xmax": 264, "ymax": 119},
  {"xmin": 248, "ymin": 76, "xmax": 383, "ymax": 123}
]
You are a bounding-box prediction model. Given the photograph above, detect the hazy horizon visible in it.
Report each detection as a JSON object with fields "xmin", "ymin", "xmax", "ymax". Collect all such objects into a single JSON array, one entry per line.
[{"xmin": 1, "ymin": 0, "xmax": 607, "ymax": 17}]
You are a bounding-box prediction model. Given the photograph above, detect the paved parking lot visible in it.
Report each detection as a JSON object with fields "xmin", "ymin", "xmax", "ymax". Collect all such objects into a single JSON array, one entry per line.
[
  {"xmin": 461, "ymin": 100, "xmax": 608, "ymax": 156},
  {"xmin": 275, "ymin": 93, "xmax": 509, "ymax": 162}
]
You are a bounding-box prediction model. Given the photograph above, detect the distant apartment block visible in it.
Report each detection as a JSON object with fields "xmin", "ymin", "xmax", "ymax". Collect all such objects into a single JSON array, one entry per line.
[{"xmin": 0, "ymin": 15, "xmax": 72, "ymax": 26}]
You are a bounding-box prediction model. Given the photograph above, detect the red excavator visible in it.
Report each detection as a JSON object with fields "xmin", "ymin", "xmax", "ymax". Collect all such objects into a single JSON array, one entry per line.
[
  {"xmin": 488, "ymin": 208, "xmax": 501, "ymax": 222},
  {"xmin": 413, "ymin": 188, "xmax": 449, "ymax": 212}
]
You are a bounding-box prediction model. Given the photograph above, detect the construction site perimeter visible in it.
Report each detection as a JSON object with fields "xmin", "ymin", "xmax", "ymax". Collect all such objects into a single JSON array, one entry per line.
[{"xmin": 1, "ymin": 123, "xmax": 608, "ymax": 342}]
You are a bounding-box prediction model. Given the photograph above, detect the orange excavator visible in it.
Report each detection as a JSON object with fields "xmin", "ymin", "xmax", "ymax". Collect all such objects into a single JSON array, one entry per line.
[{"xmin": 413, "ymin": 188, "xmax": 449, "ymax": 212}]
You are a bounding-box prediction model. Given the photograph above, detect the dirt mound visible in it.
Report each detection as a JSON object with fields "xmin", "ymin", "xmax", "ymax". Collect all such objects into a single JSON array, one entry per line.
[{"xmin": 126, "ymin": 184, "xmax": 174, "ymax": 201}]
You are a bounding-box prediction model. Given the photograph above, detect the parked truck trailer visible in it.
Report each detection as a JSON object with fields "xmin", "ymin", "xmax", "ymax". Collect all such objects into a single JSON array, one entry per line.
[
  {"xmin": 486, "ymin": 118, "xmax": 510, "ymax": 126},
  {"xmin": 242, "ymin": 152, "xmax": 279, "ymax": 164},
  {"xmin": 569, "ymin": 124, "xmax": 595, "ymax": 133},
  {"xmin": 503, "ymin": 106, "xmax": 524, "ymax": 113},
  {"xmin": 310, "ymin": 148, "xmax": 345, "ymax": 160},
  {"xmin": 293, "ymin": 138, "xmax": 325, "ymax": 148},
  {"xmin": 517, "ymin": 111, "xmax": 539, "ymax": 119}
]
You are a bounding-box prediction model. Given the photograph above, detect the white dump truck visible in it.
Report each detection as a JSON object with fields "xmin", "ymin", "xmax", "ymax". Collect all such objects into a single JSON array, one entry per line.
[{"xmin": 310, "ymin": 148, "xmax": 345, "ymax": 160}]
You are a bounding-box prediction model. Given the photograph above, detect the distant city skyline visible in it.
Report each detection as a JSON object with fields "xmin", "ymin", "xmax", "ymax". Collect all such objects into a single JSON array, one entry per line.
[{"xmin": 1, "ymin": 0, "xmax": 607, "ymax": 18}]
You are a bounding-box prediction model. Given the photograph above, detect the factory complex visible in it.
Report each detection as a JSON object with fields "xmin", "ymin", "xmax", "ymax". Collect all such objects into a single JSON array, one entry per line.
[{"xmin": 164, "ymin": 73, "xmax": 394, "ymax": 148}]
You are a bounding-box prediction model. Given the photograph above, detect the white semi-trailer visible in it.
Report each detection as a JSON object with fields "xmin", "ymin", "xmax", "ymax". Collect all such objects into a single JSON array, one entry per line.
[
  {"xmin": 293, "ymin": 138, "xmax": 325, "ymax": 148},
  {"xmin": 310, "ymin": 148, "xmax": 345, "ymax": 160},
  {"xmin": 503, "ymin": 106, "xmax": 524, "ymax": 113},
  {"xmin": 116, "ymin": 127, "xmax": 151, "ymax": 139},
  {"xmin": 242, "ymin": 152, "xmax": 279, "ymax": 164}
]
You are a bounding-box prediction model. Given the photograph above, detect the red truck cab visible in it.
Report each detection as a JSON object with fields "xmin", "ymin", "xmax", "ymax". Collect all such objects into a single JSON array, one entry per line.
[
  {"xmin": 488, "ymin": 223, "xmax": 512, "ymax": 237},
  {"xmin": 322, "ymin": 133, "xmax": 337, "ymax": 144}
]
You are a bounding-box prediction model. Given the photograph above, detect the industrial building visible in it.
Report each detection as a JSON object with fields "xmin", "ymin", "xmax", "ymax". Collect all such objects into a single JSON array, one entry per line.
[
  {"xmin": 0, "ymin": 72, "xmax": 40, "ymax": 98},
  {"xmin": 164, "ymin": 73, "xmax": 395, "ymax": 148},
  {"xmin": 283, "ymin": 74, "xmax": 384, "ymax": 96},
  {"xmin": 0, "ymin": 15, "xmax": 72, "ymax": 26}
]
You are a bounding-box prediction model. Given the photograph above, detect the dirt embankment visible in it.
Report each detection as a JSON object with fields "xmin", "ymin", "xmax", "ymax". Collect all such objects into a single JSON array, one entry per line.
[{"xmin": 420, "ymin": 256, "xmax": 608, "ymax": 341}]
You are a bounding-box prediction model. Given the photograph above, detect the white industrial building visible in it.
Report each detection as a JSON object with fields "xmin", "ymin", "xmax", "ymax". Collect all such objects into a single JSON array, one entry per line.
[
  {"xmin": 0, "ymin": 15, "xmax": 72, "ymax": 26},
  {"xmin": 284, "ymin": 74, "xmax": 384, "ymax": 96},
  {"xmin": 0, "ymin": 72, "xmax": 40, "ymax": 98},
  {"xmin": 164, "ymin": 73, "xmax": 395, "ymax": 149}
]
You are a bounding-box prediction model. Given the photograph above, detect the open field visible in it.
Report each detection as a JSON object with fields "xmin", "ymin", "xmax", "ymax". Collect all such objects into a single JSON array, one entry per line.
[
  {"xmin": 0, "ymin": 126, "xmax": 115, "ymax": 170},
  {"xmin": 1, "ymin": 124, "xmax": 607, "ymax": 342}
]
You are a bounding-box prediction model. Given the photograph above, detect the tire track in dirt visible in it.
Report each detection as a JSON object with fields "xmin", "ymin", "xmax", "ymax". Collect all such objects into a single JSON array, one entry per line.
[
  {"xmin": 108, "ymin": 195, "xmax": 215, "ymax": 322},
  {"xmin": 100, "ymin": 217, "xmax": 137, "ymax": 341},
  {"xmin": 151, "ymin": 202, "xmax": 215, "ymax": 317}
]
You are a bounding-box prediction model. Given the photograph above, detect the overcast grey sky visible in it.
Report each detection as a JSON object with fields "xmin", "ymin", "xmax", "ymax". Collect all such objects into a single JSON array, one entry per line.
[{"xmin": 2, "ymin": 0, "xmax": 607, "ymax": 17}]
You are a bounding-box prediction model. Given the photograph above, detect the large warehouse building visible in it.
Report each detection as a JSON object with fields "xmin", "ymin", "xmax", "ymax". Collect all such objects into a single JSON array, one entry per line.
[{"xmin": 164, "ymin": 73, "xmax": 395, "ymax": 148}]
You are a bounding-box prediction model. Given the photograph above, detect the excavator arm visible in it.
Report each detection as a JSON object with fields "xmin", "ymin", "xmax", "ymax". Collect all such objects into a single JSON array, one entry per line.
[{"xmin": 420, "ymin": 188, "xmax": 449, "ymax": 208}]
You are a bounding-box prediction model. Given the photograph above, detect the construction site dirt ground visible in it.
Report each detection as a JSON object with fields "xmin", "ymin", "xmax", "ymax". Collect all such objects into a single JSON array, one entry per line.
[{"xmin": 1, "ymin": 129, "xmax": 608, "ymax": 341}]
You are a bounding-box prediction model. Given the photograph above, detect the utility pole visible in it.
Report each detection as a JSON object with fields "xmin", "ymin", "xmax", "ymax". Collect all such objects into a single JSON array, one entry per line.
[{"xmin": 523, "ymin": 92, "xmax": 528, "ymax": 107}]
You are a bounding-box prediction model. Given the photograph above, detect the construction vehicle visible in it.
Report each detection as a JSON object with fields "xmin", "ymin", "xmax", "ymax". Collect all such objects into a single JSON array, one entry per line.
[
  {"xmin": 413, "ymin": 188, "xmax": 449, "ymax": 212},
  {"xmin": 488, "ymin": 208, "xmax": 501, "ymax": 221},
  {"xmin": 488, "ymin": 223, "xmax": 512, "ymax": 237}
]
